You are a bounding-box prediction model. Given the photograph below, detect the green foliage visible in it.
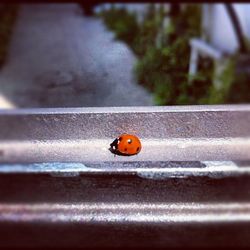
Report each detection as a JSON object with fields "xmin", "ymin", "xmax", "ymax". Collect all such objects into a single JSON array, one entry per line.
[
  {"xmin": 226, "ymin": 55, "xmax": 250, "ymax": 103},
  {"xmin": 100, "ymin": 4, "xmax": 250, "ymax": 105},
  {"xmin": 99, "ymin": 6, "xmax": 139, "ymax": 47},
  {"xmin": 200, "ymin": 55, "xmax": 250, "ymax": 104},
  {"xmin": 0, "ymin": 5, "xmax": 18, "ymax": 68},
  {"xmin": 201, "ymin": 59, "xmax": 235, "ymax": 104},
  {"xmin": 183, "ymin": 57, "xmax": 214, "ymax": 105},
  {"xmin": 133, "ymin": 4, "xmax": 164, "ymax": 56},
  {"xmin": 135, "ymin": 4, "xmax": 206, "ymax": 105},
  {"xmin": 135, "ymin": 39, "xmax": 189, "ymax": 105}
]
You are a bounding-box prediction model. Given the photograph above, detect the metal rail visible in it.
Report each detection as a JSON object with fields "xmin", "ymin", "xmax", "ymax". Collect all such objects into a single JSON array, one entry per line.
[
  {"xmin": 1, "ymin": 202, "xmax": 250, "ymax": 224},
  {"xmin": 0, "ymin": 105, "xmax": 250, "ymax": 247},
  {"xmin": 0, "ymin": 172, "xmax": 250, "ymax": 247},
  {"xmin": 0, "ymin": 105, "xmax": 250, "ymax": 164}
]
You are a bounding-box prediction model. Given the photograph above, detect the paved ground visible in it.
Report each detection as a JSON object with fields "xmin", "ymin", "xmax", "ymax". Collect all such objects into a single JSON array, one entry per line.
[{"xmin": 0, "ymin": 4, "xmax": 152, "ymax": 108}]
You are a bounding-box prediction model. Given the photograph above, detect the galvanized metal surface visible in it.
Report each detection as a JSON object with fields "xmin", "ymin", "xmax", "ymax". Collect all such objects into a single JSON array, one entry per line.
[
  {"xmin": 0, "ymin": 161, "xmax": 250, "ymax": 179},
  {"xmin": 0, "ymin": 105, "xmax": 250, "ymax": 163},
  {"xmin": 0, "ymin": 173, "xmax": 250, "ymax": 247},
  {"xmin": 1, "ymin": 202, "xmax": 250, "ymax": 223},
  {"xmin": 0, "ymin": 105, "xmax": 250, "ymax": 247}
]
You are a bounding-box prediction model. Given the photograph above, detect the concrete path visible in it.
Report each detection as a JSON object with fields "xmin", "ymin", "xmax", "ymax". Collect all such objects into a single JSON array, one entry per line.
[{"xmin": 0, "ymin": 4, "xmax": 153, "ymax": 108}]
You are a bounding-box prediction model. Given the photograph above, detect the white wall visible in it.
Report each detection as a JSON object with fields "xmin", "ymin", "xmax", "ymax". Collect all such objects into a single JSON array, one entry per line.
[{"xmin": 202, "ymin": 4, "xmax": 250, "ymax": 54}]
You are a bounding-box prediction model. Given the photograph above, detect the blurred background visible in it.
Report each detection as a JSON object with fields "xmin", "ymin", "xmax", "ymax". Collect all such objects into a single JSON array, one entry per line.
[{"xmin": 0, "ymin": 2, "xmax": 250, "ymax": 108}]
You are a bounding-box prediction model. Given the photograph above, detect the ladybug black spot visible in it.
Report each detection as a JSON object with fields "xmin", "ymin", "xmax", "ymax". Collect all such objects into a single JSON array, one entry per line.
[
  {"xmin": 137, "ymin": 147, "xmax": 140, "ymax": 151},
  {"xmin": 124, "ymin": 148, "xmax": 127, "ymax": 151},
  {"xmin": 127, "ymin": 139, "xmax": 132, "ymax": 144}
]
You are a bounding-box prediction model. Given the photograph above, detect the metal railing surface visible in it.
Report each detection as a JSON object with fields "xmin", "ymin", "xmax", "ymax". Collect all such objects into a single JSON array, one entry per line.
[
  {"xmin": 0, "ymin": 105, "xmax": 250, "ymax": 164},
  {"xmin": 0, "ymin": 105, "xmax": 250, "ymax": 247},
  {"xmin": 1, "ymin": 173, "xmax": 250, "ymax": 247}
]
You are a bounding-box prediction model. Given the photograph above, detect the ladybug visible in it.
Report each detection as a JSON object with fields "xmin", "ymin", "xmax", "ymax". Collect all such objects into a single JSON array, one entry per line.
[{"xmin": 110, "ymin": 134, "xmax": 142, "ymax": 156}]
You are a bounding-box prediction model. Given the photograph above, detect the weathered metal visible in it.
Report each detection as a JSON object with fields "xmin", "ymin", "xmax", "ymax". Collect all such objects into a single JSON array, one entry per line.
[
  {"xmin": 0, "ymin": 105, "xmax": 250, "ymax": 247},
  {"xmin": 0, "ymin": 173, "xmax": 250, "ymax": 247},
  {"xmin": 0, "ymin": 105, "xmax": 250, "ymax": 163}
]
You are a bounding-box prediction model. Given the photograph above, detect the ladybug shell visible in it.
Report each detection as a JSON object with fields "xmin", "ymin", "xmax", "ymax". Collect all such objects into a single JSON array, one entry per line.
[{"xmin": 116, "ymin": 134, "xmax": 141, "ymax": 155}]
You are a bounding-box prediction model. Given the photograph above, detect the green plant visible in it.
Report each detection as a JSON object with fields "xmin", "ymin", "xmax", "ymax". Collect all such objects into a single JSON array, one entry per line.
[
  {"xmin": 135, "ymin": 4, "xmax": 205, "ymax": 105},
  {"xmin": 138, "ymin": 9, "xmax": 250, "ymax": 105},
  {"xmin": 203, "ymin": 58, "xmax": 235, "ymax": 104},
  {"xmin": 100, "ymin": 4, "xmax": 250, "ymax": 105},
  {"xmin": 99, "ymin": 6, "xmax": 139, "ymax": 48},
  {"xmin": 133, "ymin": 4, "xmax": 164, "ymax": 56},
  {"xmin": 226, "ymin": 55, "xmax": 250, "ymax": 103},
  {"xmin": 198, "ymin": 54, "xmax": 250, "ymax": 104}
]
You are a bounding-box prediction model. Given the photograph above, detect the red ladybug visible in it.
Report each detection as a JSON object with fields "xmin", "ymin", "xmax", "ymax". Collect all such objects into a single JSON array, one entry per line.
[{"xmin": 110, "ymin": 134, "xmax": 142, "ymax": 156}]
